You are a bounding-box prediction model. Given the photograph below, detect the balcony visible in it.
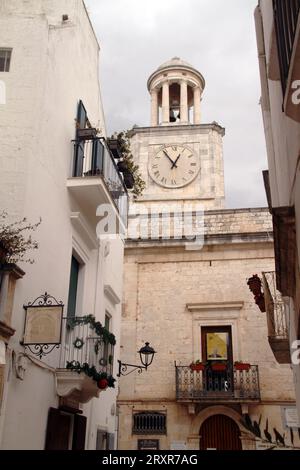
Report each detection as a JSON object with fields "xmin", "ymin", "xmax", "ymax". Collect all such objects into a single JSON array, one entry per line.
[
  {"xmin": 273, "ymin": 0, "xmax": 300, "ymax": 122},
  {"xmin": 56, "ymin": 316, "xmax": 115, "ymax": 404},
  {"xmin": 175, "ymin": 364, "xmax": 260, "ymax": 404},
  {"xmin": 67, "ymin": 137, "xmax": 128, "ymax": 230},
  {"xmin": 262, "ymin": 271, "xmax": 291, "ymax": 364}
]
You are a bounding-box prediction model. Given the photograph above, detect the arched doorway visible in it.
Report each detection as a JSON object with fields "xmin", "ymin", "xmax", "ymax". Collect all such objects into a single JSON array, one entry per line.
[{"xmin": 200, "ymin": 414, "xmax": 242, "ymax": 450}]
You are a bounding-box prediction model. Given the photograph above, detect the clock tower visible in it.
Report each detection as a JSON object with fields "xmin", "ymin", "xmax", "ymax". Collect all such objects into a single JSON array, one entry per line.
[{"xmin": 130, "ymin": 57, "xmax": 225, "ymax": 210}]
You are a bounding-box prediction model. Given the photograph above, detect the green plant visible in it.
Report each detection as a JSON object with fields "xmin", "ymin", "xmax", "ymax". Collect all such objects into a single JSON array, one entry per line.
[
  {"xmin": 0, "ymin": 211, "xmax": 41, "ymax": 265},
  {"xmin": 66, "ymin": 361, "xmax": 116, "ymax": 389},
  {"xmin": 67, "ymin": 314, "xmax": 116, "ymax": 345},
  {"xmin": 110, "ymin": 129, "xmax": 146, "ymax": 199},
  {"xmin": 241, "ymin": 414, "xmax": 300, "ymax": 449}
]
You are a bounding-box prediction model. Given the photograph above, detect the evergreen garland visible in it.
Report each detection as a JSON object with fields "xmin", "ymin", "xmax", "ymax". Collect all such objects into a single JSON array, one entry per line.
[
  {"xmin": 66, "ymin": 360, "xmax": 116, "ymax": 389},
  {"xmin": 68, "ymin": 314, "xmax": 116, "ymax": 346}
]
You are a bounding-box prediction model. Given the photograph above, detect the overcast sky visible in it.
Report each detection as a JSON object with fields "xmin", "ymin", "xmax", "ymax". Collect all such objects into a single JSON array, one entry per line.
[{"xmin": 85, "ymin": 0, "xmax": 268, "ymax": 209}]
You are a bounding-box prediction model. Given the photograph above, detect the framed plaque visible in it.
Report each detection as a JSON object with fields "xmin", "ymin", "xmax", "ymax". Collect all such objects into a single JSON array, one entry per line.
[{"xmin": 23, "ymin": 292, "xmax": 64, "ymax": 359}]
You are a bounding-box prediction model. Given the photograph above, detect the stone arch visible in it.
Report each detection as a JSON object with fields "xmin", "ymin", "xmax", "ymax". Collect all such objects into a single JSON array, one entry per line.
[{"xmin": 187, "ymin": 406, "xmax": 255, "ymax": 451}]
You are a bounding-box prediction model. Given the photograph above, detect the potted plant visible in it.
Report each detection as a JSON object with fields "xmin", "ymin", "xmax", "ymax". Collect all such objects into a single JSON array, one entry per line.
[
  {"xmin": 247, "ymin": 274, "xmax": 262, "ymax": 295},
  {"xmin": 77, "ymin": 127, "xmax": 97, "ymax": 140},
  {"xmin": 111, "ymin": 130, "xmax": 146, "ymax": 199},
  {"xmin": 189, "ymin": 360, "xmax": 205, "ymax": 372},
  {"xmin": 234, "ymin": 361, "xmax": 251, "ymax": 371},
  {"xmin": 107, "ymin": 138, "xmax": 122, "ymax": 159},
  {"xmin": 255, "ymin": 293, "xmax": 266, "ymax": 313}
]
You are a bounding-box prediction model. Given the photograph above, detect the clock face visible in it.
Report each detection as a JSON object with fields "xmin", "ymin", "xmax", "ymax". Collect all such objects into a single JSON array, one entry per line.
[{"xmin": 148, "ymin": 145, "xmax": 200, "ymax": 188}]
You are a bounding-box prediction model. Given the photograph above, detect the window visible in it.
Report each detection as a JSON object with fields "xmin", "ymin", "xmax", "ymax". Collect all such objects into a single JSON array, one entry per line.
[
  {"xmin": 0, "ymin": 49, "xmax": 12, "ymax": 72},
  {"xmin": 67, "ymin": 256, "xmax": 80, "ymax": 318},
  {"xmin": 96, "ymin": 430, "xmax": 115, "ymax": 450},
  {"xmin": 133, "ymin": 412, "xmax": 167, "ymax": 435}
]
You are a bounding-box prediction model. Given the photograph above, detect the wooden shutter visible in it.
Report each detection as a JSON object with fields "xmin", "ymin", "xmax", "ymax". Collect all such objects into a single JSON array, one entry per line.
[
  {"xmin": 45, "ymin": 408, "xmax": 71, "ymax": 450},
  {"xmin": 72, "ymin": 414, "xmax": 87, "ymax": 450},
  {"xmin": 91, "ymin": 139, "xmax": 104, "ymax": 174},
  {"xmin": 67, "ymin": 256, "xmax": 79, "ymax": 318},
  {"xmin": 74, "ymin": 100, "xmax": 87, "ymax": 176}
]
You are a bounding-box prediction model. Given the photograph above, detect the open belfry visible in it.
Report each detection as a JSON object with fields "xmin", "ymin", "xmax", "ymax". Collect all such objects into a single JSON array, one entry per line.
[{"xmin": 117, "ymin": 58, "xmax": 299, "ymax": 450}]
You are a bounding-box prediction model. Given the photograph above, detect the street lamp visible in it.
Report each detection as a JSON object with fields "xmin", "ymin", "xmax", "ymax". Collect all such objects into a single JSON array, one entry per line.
[{"xmin": 117, "ymin": 342, "xmax": 156, "ymax": 377}]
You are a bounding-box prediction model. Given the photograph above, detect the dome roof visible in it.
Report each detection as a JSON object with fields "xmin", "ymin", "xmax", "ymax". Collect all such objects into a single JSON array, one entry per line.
[
  {"xmin": 157, "ymin": 56, "xmax": 194, "ymax": 70},
  {"xmin": 147, "ymin": 57, "xmax": 205, "ymax": 91}
]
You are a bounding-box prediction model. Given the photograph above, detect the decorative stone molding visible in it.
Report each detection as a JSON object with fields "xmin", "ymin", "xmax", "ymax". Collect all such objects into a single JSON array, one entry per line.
[
  {"xmin": 104, "ymin": 284, "xmax": 121, "ymax": 306},
  {"xmin": 56, "ymin": 370, "xmax": 101, "ymax": 404},
  {"xmin": 187, "ymin": 301, "xmax": 244, "ymax": 312}
]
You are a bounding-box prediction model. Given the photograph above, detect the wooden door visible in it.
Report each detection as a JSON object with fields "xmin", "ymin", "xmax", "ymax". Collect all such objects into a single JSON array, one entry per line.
[{"xmin": 200, "ymin": 414, "xmax": 242, "ymax": 450}]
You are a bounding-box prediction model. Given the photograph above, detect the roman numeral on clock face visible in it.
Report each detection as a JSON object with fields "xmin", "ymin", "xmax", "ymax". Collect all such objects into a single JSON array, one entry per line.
[
  {"xmin": 171, "ymin": 179, "xmax": 177, "ymax": 185},
  {"xmin": 161, "ymin": 177, "xmax": 167, "ymax": 184}
]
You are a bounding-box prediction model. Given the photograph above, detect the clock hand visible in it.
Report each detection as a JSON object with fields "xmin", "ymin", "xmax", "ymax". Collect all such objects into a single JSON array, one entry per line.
[
  {"xmin": 163, "ymin": 150, "xmax": 178, "ymax": 169},
  {"xmin": 171, "ymin": 154, "xmax": 181, "ymax": 169}
]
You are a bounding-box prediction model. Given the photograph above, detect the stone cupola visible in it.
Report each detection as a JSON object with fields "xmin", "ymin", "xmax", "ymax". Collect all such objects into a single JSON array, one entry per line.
[{"xmin": 147, "ymin": 57, "xmax": 205, "ymax": 126}]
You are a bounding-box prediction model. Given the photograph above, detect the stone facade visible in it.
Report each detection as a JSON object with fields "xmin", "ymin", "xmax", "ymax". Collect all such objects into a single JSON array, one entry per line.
[{"xmin": 118, "ymin": 58, "xmax": 299, "ymax": 450}]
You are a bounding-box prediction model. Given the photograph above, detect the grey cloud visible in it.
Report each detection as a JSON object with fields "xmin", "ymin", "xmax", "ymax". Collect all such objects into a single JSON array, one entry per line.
[{"xmin": 85, "ymin": 0, "xmax": 267, "ymax": 208}]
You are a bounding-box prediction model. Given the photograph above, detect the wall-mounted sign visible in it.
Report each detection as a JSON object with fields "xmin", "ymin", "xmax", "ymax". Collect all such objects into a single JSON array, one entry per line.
[
  {"xmin": 170, "ymin": 441, "xmax": 187, "ymax": 450},
  {"xmin": 23, "ymin": 292, "xmax": 64, "ymax": 359},
  {"xmin": 282, "ymin": 406, "xmax": 300, "ymax": 429},
  {"xmin": 138, "ymin": 439, "xmax": 159, "ymax": 450}
]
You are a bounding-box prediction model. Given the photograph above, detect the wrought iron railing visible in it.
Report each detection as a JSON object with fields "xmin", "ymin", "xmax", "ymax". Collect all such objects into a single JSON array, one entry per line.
[
  {"xmin": 273, "ymin": 0, "xmax": 300, "ymax": 94},
  {"xmin": 175, "ymin": 364, "xmax": 260, "ymax": 402},
  {"xmin": 59, "ymin": 317, "xmax": 114, "ymax": 376},
  {"xmin": 262, "ymin": 271, "xmax": 288, "ymax": 339},
  {"xmin": 72, "ymin": 137, "xmax": 128, "ymax": 226}
]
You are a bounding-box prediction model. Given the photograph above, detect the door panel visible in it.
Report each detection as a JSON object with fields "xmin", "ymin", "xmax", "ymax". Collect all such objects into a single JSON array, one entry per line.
[{"xmin": 200, "ymin": 414, "xmax": 242, "ymax": 450}]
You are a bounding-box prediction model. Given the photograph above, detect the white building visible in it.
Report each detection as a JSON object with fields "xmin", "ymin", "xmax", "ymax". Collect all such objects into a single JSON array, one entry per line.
[
  {"xmin": 254, "ymin": 1, "xmax": 300, "ymax": 421},
  {"xmin": 0, "ymin": 0, "xmax": 127, "ymax": 449}
]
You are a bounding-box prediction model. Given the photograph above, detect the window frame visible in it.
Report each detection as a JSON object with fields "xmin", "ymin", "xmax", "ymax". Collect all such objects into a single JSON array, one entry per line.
[{"xmin": 0, "ymin": 48, "xmax": 12, "ymax": 72}]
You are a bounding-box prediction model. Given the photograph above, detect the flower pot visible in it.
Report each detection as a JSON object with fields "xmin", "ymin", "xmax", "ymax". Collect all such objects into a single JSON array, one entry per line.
[
  {"xmin": 255, "ymin": 293, "xmax": 266, "ymax": 312},
  {"xmin": 97, "ymin": 378, "xmax": 108, "ymax": 390},
  {"xmin": 190, "ymin": 363, "xmax": 205, "ymax": 372},
  {"xmin": 117, "ymin": 161, "xmax": 127, "ymax": 173},
  {"xmin": 234, "ymin": 363, "xmax": 251, "ymax": 371},
  {"xmin": 247, "ymin": 275, "xmax": 262, "ymax": 295},
  {"xmin": 123, "ymin": 172, "xmax": 134, "ymax": 189},
  {"xmin": 211, "ymin": 363, "xmax": 227, "ymax": 372},
  {"xmin": 77, "ymin": 127, "xmax": 97, "ymax": 140},
  {"xmin": 107, "ymin": 138, "xmax": 122, "ymax": 159}
]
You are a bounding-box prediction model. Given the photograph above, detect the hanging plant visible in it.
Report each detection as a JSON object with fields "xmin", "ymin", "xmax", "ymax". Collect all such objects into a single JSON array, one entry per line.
[
  {"xmin": 67, "ymin": 314, "xmax": 116, "ymax": 346},
  {"xmin": 110, "ymin": 130, "xmax": 146, "ymax": 199}
]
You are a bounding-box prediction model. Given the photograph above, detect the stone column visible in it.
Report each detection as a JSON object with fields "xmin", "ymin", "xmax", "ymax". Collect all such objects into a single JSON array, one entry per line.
[
  {"xmin": 150, "ymin": 89, "xmax": 158, "ymax": 126},
  {"xmin": 180, "ymin": 80, "xmax": 188, "ymax": 123},
  {"xmin": 162, "ymin": 81, "xmax": 170, "ymax": 124},
  {"xmin": 193, "ymin": 86, "xmax": 201, "ymax": 124}
]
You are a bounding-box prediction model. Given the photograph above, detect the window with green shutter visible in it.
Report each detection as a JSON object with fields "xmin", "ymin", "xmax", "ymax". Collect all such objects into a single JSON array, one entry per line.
[{"xmin": 67, "ymin": 256, "xmax": 80, "ymax": 318}]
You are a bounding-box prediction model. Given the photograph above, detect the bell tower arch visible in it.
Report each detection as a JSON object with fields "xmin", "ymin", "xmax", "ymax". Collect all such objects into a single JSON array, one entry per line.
[{"xmin": 147, "ymin": 57, "xmax": 205, "ymax": 126}]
